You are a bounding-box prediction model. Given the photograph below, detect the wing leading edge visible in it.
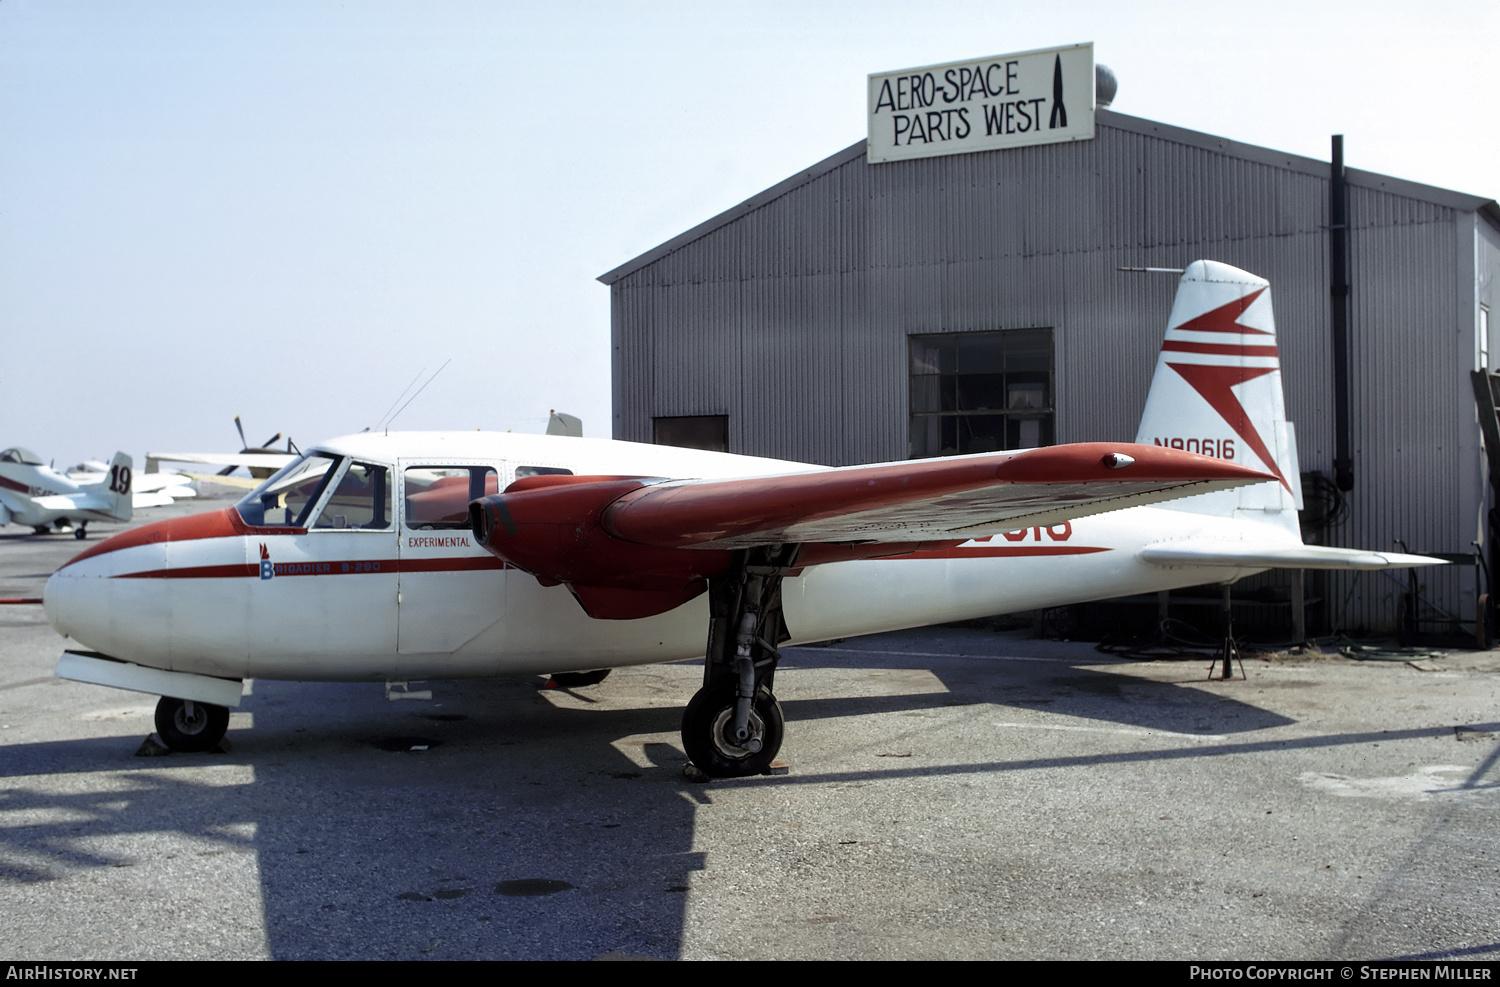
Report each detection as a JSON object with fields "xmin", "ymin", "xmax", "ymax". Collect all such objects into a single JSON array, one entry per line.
[{"xmin": 471, "ymin": 442, "xmax": 1271, "ymax": 619}]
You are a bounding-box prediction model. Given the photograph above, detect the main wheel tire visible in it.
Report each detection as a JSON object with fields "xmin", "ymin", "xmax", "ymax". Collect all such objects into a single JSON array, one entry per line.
[
  {"xmin": 73, "ymin": 527, "xmax": 87, "ymax": 540},
  {"xmin": 681, "ymin": 681, "xmax": 784, "ymax": 778},
  {"xmin": 154, "ymin": 696, "xmax": 229, "ymax": 753},
  {"xmin": 547, "ymin": 668, "xmax": 612, "ymax": 688}
]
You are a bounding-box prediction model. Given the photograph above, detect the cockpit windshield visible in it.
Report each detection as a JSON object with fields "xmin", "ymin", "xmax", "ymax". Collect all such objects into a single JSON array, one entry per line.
[
  {"xmin": 236, "ymin": 453, "xmax": 342, "ymax": 528},
  {"xmin": 0, "ymin": 448, "xmax": 44, "ymax": 466}
]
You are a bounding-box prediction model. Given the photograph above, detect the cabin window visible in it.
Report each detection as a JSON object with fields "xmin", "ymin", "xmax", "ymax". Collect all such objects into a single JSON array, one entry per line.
[
  {"xmin": 514, "ymin": 466, "xmax": 574, "ymax": 480},
  {"xmin": 236, "ymin": 453, "xmax": 342, "ymax": 528},
  {"xmin": 310, "ymin": 462, "xmax": 392, "ymax": 530},
  {"xmin": 908, "ymin": 329, "xmax": 1054, "ymax": 458},
  {"xmin": 404, "ymin": 466, "xmax": 499, "ymax": 529}
]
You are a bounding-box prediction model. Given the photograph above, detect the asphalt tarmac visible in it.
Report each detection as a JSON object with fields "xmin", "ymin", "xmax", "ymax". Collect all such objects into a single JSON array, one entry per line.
[{"xmin": 1, "ymin": 497, "xmax": 1498, "ymax": 961}]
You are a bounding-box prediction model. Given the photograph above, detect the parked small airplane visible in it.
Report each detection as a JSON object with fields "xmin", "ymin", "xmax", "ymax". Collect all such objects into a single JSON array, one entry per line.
[
  {"xmin": 66, "ymin": 461, "xmax": 198, "ymax": 506},
  {"xmin": 146, "ymin": 416, "xmax": 297, "ymax": 483},
  {"xmin": 45, "ymin": 262, "xmax": 1440, "ymax": 775},
  {"xmin": 1, "ymin": 448, "xmax": 133, "ymax": 538}
]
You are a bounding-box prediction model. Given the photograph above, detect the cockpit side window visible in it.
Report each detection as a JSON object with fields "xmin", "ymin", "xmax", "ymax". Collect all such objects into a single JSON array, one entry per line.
[
  {"xmin": 404, "ymin": 466, "xmax": 499, "ymax": 529},
  {"xmin": 514, "ymin": 466, "xmax": 574, "ymax": 480},
  {"xmin": 236, "ymin": 453, "xmax": 342, "ymax": 528},
  {"xmin": 310, "ymin": 462, "xmax": 393, "ymax": 530}
]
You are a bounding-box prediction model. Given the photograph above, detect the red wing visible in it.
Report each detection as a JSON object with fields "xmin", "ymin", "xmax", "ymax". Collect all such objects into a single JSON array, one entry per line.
[
  {"xmin": 602, "ymin": 442, "xmax": 1269, "ymax": 549},
  {"xmin": 469, "ymin": 442, "xmax": 1270, "ymax": 619}
]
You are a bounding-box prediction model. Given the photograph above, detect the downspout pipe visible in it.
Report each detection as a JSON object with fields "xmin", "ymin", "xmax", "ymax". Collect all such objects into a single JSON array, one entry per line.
[{"xmin": 1330, "ymin": 135, "xmax": 1355, "ymax": 491}]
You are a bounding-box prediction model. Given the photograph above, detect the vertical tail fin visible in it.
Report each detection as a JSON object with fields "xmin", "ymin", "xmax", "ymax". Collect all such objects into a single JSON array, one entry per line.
[
  {"xmin": 1134, "ymin": 261, "xmax": 1302, "ymax": 528},
  {"xmin": 88, "ymin": 452, "xmax": 134, "ymax": 523}
]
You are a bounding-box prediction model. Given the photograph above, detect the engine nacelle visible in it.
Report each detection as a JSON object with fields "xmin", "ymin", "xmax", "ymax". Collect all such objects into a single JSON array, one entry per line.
[{"xmin": 469, "ymin": 475, "xmax": 735, "ymax": 619}]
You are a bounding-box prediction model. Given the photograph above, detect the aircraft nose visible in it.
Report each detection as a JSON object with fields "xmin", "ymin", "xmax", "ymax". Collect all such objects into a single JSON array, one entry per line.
[
  {"xmin": 43, "ymin": 507, "xmax": 244, "ymax": 656},
  {"xmin": 45, "ymin": 530, "xmax": 120, "ymax": 640},
  {"xmin": 42, "ymin": 565, "xmax": 82, "ymax": 639}
]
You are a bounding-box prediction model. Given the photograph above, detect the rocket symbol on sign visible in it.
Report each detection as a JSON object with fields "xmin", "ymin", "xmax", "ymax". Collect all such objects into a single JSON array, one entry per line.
[
  {"xmin": 1048, "ymin": 54, "xmax": 1067, "ymax": 129},
  {"xmin": 259, "ymin": 542, "xmax": 274, "ymax": 580}
]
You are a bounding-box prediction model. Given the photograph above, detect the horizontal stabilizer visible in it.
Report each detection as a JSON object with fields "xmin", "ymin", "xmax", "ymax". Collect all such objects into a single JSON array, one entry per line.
[
  {"xmin": 31, "ymin": 493, "xmax": 111, "ymax": 512},
  {"xmin": 1140, "ymin": 541, "xmax": 1445, "ymax": 570}
]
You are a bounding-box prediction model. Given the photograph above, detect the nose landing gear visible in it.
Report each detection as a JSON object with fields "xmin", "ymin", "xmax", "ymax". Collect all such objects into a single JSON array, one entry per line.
[{"xmin": 154, "ymin": 696, "xmax": 230, "ymax": 753}]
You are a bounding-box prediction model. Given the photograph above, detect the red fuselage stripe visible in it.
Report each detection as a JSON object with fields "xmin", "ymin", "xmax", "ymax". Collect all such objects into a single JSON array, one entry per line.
[
  {"xmin": 399, "ymin": 557, "xmax": 509, "ymax": 572},
  {"xmin": 107, "ymin": 546, "xmax": 1103, "ymax": 578},
  {"xmin": 877, "ymin": 545, "xmax": 1111, "ymax": 560},
  {"xmin": 112, "ymin": 556, "xmax": 511, "ymax": 579},
  {"xmin": 119, "ymin": 564, "xmax": 261, "ymax": 579}
]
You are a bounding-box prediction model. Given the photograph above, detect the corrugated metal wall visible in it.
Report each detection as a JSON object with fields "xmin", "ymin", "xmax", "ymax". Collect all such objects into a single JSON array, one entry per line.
[{"xmin": 606, "ymin": 111, "xmax": 1499, "ymax": 633}]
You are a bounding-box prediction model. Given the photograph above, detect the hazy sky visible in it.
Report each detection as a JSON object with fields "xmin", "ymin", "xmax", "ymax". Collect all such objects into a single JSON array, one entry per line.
[{"xmin": 2, "ymin": 0, "xmax": 1495, "ymax": 466}]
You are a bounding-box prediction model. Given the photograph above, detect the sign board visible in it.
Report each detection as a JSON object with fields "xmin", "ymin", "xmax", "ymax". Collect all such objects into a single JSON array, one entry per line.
[{"xmin": 867, "ymin": 43, "xmax": 1095, "ymax": 164}]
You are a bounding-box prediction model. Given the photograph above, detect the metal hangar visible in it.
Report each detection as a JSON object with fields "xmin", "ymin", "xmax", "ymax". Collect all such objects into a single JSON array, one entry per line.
[{"xmin": 599, "ymin": 48, "xmax": 1500, "ymax": 637}]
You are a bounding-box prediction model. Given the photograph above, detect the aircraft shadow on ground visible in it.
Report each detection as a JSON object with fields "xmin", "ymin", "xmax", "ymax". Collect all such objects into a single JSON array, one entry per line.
[
  {"xmin": 777, "ymin": 643, "xmax": 1298, "ymax": 734},
  {"xmin": 241, "ymin": 678, "xmax": 713, "ymax": 960},
  {"xmin": 0, "ymin": 678, "xmax": 708, "ymax": 960},
  {"xmin": 4, "ymin": 651, "xmax": 1490, "ymax": 960}
]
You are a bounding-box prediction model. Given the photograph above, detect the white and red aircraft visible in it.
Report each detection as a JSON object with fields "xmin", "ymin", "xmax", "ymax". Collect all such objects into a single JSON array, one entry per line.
[
  {"xmin": 44, "ymin": 261, "xmax": 1438, "ymax": 776},
  {"xmin": 1, "ymin": 448, "xmax": 134, "ymax": 538}
]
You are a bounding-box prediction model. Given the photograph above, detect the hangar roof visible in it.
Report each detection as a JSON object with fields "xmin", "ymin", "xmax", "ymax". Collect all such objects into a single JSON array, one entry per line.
[{"xmin": 598, "ymin": 108, "xmax": 1500, "ymax": 286}]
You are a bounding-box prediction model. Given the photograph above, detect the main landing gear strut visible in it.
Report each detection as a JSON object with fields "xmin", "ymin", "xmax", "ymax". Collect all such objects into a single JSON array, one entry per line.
[{"xmin": 681, "ymin": 545, "xmax": 799, "ymax": 778}]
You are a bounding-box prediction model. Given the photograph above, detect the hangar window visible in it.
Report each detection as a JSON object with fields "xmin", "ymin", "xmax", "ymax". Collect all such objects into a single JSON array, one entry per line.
[
  {"xmin": 654, "ymin": 415, "xmax": 728, "ymax": 453},
  {"xmin": 909, "ymin": 329, "xmax": 1054, "ymax": 458}
]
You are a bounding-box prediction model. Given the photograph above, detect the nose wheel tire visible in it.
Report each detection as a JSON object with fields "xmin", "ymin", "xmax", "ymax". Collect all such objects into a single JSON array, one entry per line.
[
  {"xmin": 154, "ymin": 697, "xmax": 230, "ymax": 753},
  {"xmin": 681, "ymin": 682, "xmax": 784, "ymax": 778}
]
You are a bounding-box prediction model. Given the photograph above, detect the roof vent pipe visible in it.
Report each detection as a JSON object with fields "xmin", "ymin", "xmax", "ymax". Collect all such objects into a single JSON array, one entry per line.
[{"xmin": 1095, "ymin": 64, "xmax": 1118, "ymax": 108}]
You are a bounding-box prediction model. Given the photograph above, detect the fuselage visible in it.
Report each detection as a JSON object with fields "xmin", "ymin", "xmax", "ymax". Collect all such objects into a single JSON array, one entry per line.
[{"xmin": 44, "ymin": 430, "xmax": 1273, "ymax": 681}]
